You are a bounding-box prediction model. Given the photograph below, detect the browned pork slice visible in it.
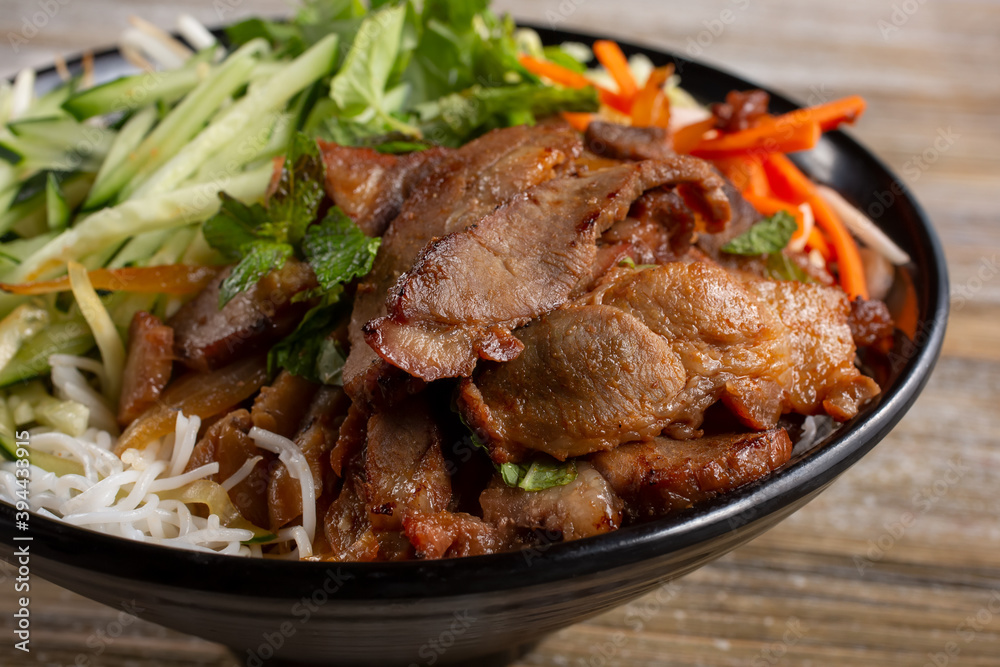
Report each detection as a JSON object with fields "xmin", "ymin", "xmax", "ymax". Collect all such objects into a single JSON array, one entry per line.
[
  {"xmin": 185, "ymin": 409, "xmax": 273, "ymax": 530},
  {"xmin": 365, "ymin": 157, "xmax": 732, "ymax": 382},
  {"xmin": 848, "ymin": 297, "xmax": 895, "ymax": 347},
  {"xmin": 460, "ymin": 261, "xmax": 792, "ymax": 462},
  {"xmin": 268, "ymin": 386, "xmax": 349, "ymax": 531},
  {"xmin": 250, "ymin": 370, "xmax": 318, "ymax": 439},
  {"xmin": 402, "ymin": 510, "xmax": 501, "ymax": 559},
  {"xmin": 585, "ymin": 121, "xmax": 675, "ymax": 161},
  {"xmin": 169, "ymin": 259, "xmax": 317, "ymax": 372},
  {"xmin": 117, "ymin": 311, "xmax": 174, "ymax": 426},
  {"xmin": 747, "ymin": 280, "xmax": 880, "ymax": 421},
  {"xmin": 694, "ymin": 179, "xmax": 761, "ymax": 259},
  {"xmin": 362, "ymin": 397, "xmax": 451, "ymax": 531},
  {"xmin": 595, "ymin": 262, "xmax": 793, "ymax": 434},
  {"xmin": 323, "ymin": 475, "xmax": 380, "ymax": 562},
  {"xmin": 479, "ymin": 462, "xmax": 624, "ymax": 546},
  {"xmin": 342, "ymin": 124, "xmax": 584, "ymax": 407},
  {"xmin": 319, "ymin": 142, "xmax": 448, "ymax": 237},
  {"xmin": 459, "ymin": 304, "xmax": 686, "ymax": 462},
  {"xmin": 595, "ymin": 189, "xmax": 698, "ymax": 274},
  {"xmin": 590, "ymin": 429, "xmax": 793, "ymax": 520}
]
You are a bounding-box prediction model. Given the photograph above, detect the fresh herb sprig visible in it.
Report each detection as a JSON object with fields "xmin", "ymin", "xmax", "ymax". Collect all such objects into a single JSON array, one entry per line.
[{"xmin": 203, "ymin": 133, "xmax": 380, "ymax": 307}]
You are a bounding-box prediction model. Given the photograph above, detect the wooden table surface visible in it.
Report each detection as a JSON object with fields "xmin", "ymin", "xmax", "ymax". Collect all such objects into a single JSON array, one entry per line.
[{"xmin": 2, "ymin": 1, "xmax": 998, "ymax": 665}]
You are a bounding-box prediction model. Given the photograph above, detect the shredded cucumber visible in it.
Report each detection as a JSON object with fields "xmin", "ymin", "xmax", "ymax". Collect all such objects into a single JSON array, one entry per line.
[
  {"xmin": 0, "ymin": 303, "xmax": 50, "ymax": 373},
  {"xmin": 92, "ymin": 105, "xmax": 158, "ymax": 190},
  {"xmin": 129, "ymin": 34, "xmax": 338, "ymax": 199},
  {"xmin": 86, "ymin": 39, "xmax": 270, "ymax": 208},
  {"xmin": 63, "ymin": 65, "xmax": 205, "ymax": 120},
  {"xmin": 0, "ymin": 319, "xmax": 94, "ymax": 388},
  {"xmin": 11, "ymin": 162, "xmax": 271, "ymax": 282}
]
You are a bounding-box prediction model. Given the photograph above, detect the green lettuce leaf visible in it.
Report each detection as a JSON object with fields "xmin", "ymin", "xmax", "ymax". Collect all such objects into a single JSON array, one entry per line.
[
  {"xmin": 417, "ymin": 83, "xmax": 598, "ymax": 147},
  {"xmin": 267, "ymin": 294, "xmax": 345, "ymax": 383}
]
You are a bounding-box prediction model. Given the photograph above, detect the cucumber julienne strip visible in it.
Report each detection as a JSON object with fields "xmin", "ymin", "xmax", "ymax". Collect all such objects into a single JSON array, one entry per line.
[
  {"xmin": 130, "ymin": 33, "xmax": 339, "ymax": 200},
  {"xmin": 93, "ymin": 105, "xmax": 158, "ymax": 191},
  {"xmin": 85, "ymin": 38, "xmax": 270, "ymax": 209},
  {"xmin": 63, "ymin": 60, "xmax": 205, "ymax": 121},
  {"xmin": 11, "ymin": 162, "xmax": 272, "ymax": 283},
  {"xmin": 0, "ymin": 319, "xmax": 94, "ymax": 388}
]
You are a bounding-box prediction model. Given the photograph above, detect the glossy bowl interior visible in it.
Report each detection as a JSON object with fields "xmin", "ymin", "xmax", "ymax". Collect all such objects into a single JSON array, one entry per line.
[{"xmin": 0, "ymin": 24, "xmax": 948, "ymax": 667}]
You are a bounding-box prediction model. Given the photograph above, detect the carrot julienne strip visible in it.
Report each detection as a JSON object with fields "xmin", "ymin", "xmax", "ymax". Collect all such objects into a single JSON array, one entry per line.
[
  {"xmin": 631, "ymin": 65, "xmax": 672, "ymax": 128},
  {"xmin": 773, "ymin": 95, "xmax": 867, "ymax": 132},
  {"xmin": 0, "ymin": 264, "xmax": 220, "ymax": 296},
  {"xmin": 518, "ymin": 54, "xmax": 592, "ymax": 89},
  {"xmin": 691, "ymin": 118, "xmax": 821, "ymax": 159},
  {"xmin": 672, "ymin": 117, "xmax": 716, "ymax": 155},
  {"xmin": 763, "ymin": 154, "xmax": 868, "ymax": 299},
  {"xmin": 561, "ymin": 111, "xmax": 594, "ymax": 132},
  {"xmin": 593, "ymin": 40, "xmax": 638, "ymax": 101}
]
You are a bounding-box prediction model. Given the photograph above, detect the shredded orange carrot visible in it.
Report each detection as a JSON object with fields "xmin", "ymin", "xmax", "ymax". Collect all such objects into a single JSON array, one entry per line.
[
  {"xmin": 806, "ymin": 226, "xmax": 833, "ymax": 261},
  {"xmin": 631, "ymin": 65, "xmax": 672, "ymax": 128},
  {"xmin": 763, "ymin": 154, "xmax": 868, "ymax": 299},
  {"xmin": 598, "ymin": 88, "xmax": 634, "ymax": 115},
  {"xmin": 714, "ymin": 156, "xmax": 768, "ymax": 196},
  {"xmin": 774, "ymin": 95, "xmax": 867, "ymax": 132},
  {"xmin": 672, "ymin": 117, "xmax": 716, "ymax": 155},
  {"xmin": 0, "ymin": 265, "xmax": 220, "ymax": 296},
  {"xmin": 519, "ymin": 53, "xmax": 631, "ymax": 114},
  {"xmin": 691, "ymin": 118, "xmax": 821, "ymax": 159},
  {"xmin": 561, "ymin": 111, "xmax": 595, "ymax": 132},
  {"xmin": 593, "ymin": 40, "xmax": 638, "ymax": 102},
  {"xmin": 742, "ymin": 192, "xmax": 801, "ymax": 222},
  {"xmin": 519, "ymin": 54, "xmax": 592, "ymax": 89},
  {"xmin": 741, "ymin": 191, "xmax": 809, "ymax": 245}
]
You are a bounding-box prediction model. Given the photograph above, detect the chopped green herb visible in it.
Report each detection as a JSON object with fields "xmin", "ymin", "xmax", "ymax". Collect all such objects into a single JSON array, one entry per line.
[
  {"xmin": 268, "ymin": 133, "xmax": 327, "ymax": 247},
  {"xmin": 218, "ymin": 240, "xmax": 293, "ymax": 306},
  {"xmin": 267, "ymin": 293, "xmax": 343, "ymax": 382},
  {"xmin": 301, "ymin": 207, "xmax": 381, "ymax": 292},
  {"xmin": 501, "ymin": 458, "xmax": 578, "ymax": 492},
  {"xmin": 765, "ymin": 252, "xmax": 816, "ymax": 284},
  {"xmin": 202, "ymin": 194, "xmax": 269, "ymax": 262},
  {"xmin": 722, "ymin": 211, "xmax": 797, "ymax": 255},
  {"xmin": 204, "ymin": 132, "xmax": 355, "ymax": 307}
]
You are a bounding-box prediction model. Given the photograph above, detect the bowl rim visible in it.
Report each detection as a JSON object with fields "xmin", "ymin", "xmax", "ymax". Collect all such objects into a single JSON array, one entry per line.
[{"xmin": 0, "ymin": 22, "xmax": 949, "ymax": 601}]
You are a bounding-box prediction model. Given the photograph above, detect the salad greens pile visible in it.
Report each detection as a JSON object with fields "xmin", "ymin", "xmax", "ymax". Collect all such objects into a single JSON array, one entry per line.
[{"xmin": 229, "ymin": 0, "xmax": 597, "ymax": 147}]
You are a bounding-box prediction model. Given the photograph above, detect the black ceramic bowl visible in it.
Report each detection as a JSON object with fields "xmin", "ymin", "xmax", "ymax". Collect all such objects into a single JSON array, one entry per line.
[{"xmin": 0, "ymin": 24, "xmax": 948, "ymax": 667}]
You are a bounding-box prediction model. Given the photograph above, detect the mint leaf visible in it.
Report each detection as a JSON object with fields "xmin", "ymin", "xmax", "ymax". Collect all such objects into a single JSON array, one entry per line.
[
  {"xmin": 500, "ymin": 457, "xmax": 578, "ymax": 492},
  {"xmin": 722, "ymin": 211, "xmax": 797, "ymax": 255},
  {"xmin": 219, "ymin": 241, "xmax": 293, "ymax": 307},
  {"xmin": 267, "ymin": 295, "xmax": 344, "ymax": 382},
  {"xmin": 302, "ymin": 207, "xmax": 381, "ymax": 292},
  {"xmin": 316, "ymin": 338, "xmax": 347, "ymax": 385},
  {"xmin": 203, "ymin": 193, "xmax": 270, "ymax": 262},
  {"xmin": 269, "ymin": 133, "xmax": 326, "ymax": 247}
]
